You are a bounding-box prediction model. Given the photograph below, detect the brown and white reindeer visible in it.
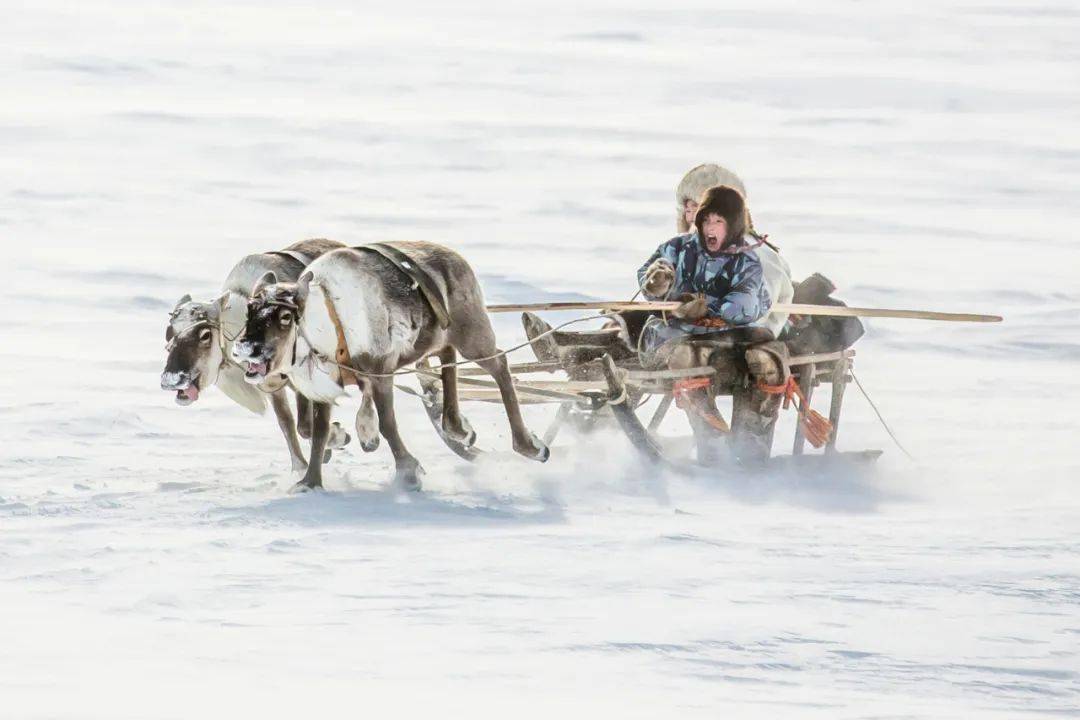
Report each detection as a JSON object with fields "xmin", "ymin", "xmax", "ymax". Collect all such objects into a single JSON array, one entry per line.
[
  {"xmin": 160, "ymin": 239, "xmax": 356, "ymax": 471},
  {"xmin": 232, "ymin": 241, "xmax": 550, "ymax": 492}
]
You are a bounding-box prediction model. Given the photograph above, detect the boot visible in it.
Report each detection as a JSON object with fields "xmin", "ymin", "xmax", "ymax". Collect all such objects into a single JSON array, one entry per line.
[
  {"xmin": 685, "ymin": 388, "xmax": 729, "ymax": 464},
  {"xmin": 731, "ymin": 343, "xmax": 787, "ymax": 466},
  {"xmin": 730, "ymin": 386, "xmax": 779, "ymax": 467}
]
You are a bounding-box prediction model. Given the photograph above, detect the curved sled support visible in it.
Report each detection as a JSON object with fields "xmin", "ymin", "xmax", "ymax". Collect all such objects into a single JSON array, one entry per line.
[
  {"xmin": 599, "ymin": 354, "xmax": 697, "ymax": 475},
  {"xmin": 408, "ymin": 374, "xmax": 483, "ymax": 462}
]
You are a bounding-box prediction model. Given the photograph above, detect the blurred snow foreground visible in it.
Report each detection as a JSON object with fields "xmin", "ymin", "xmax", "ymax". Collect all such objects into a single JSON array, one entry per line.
[{"xmin": 1, "ymin": 1, "xmax": 1078, "ymax": 717}]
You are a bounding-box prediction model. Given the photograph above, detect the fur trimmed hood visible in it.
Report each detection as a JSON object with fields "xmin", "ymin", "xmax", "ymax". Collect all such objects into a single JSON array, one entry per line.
[
  {"xmin": 694, "ymin": 185, "xmax": 748, "ymax": 250},
  {"xmin": 676, "ymin": 164, "xmax": 747, "ymax": 232}
]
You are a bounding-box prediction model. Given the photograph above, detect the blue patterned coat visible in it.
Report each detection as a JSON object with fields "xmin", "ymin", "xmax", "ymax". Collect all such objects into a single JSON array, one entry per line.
[{"xmin": 637, "ymin": 232, "xmax": 770, "ymax": 327}]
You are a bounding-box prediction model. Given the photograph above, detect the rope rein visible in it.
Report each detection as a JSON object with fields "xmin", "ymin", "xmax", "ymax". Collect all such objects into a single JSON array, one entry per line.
[
  {"xmin": 633, "ymin": 264, "xmax": 670, "ymax": 365},
  {"xmin": 850, "ymin": 369, "xmax": 916, "ymax": 461},
  {"xmin": 291, "ymin": 264, "xmax": 666, "ymax": 383},
  {"xmin": 170, "ymin": 272, "xmax": 917, "ymax": 463},
  {"xmin": 294, "ymin": 312, "xmax": 613, "ymax": 381}
]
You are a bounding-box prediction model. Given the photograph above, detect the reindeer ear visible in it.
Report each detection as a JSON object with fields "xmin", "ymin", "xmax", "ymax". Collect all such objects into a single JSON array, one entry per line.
[
  {"xmin": 215, "ymin": 290, "xmax": 236, "ymax": 316},
  {"xmin": 296, "ymin": 271, "xmax": 313, "ymax": 306},
  {"xmin": 251, "ymin": 271, "xmax": 278, "ymax": 297},
  {"xmin": 172, "ymin": 293, "xmax": 192, "ymax": 313}
]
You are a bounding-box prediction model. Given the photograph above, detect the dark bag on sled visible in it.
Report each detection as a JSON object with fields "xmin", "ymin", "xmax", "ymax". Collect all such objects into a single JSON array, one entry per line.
[{"xmin": 781, "ymin": 273, "xmax": 864, "ymax": 354}]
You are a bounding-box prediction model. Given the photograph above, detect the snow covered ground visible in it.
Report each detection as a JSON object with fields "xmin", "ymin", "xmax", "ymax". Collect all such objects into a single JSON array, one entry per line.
[{"xmin": 2, "ymin": 0, "xmax": 1079, "ymax": 716}]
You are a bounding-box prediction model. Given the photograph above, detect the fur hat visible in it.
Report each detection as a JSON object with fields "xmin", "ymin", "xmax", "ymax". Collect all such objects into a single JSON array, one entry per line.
[
  {"xmin": 694, "ymin": 185, "xmax": 748, "ymax": 249},
  {"xmin": 676, "ymin": 164, "xmax": 747, "ymax": 232}
]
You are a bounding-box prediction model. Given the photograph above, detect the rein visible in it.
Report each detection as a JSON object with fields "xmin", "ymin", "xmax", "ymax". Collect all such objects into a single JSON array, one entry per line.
[
  {"xmin": 259, "ymin": 298, "xmax": 299, "ymax": 311},
  {"xmin": 288, "ymin": 290, "xmax": 612, "ymax": 382}
]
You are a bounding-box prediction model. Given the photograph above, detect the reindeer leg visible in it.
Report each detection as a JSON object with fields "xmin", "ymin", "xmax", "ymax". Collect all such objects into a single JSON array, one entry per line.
[
  {"xmin": 475, "ymin": 354, "xmax": 549, "ymax": 462},
  {"xmin": 293, "ymin": 401, "xmax": 331, "ymax": 492},
  {"xmin": 437, "ymin": 346, "xmax": 476, "ymax": 447},
  {"xmin": 270, "ymin": 389, "xmax": 307, "ymax": 472},
  {"xmin": 370, "ymin": 375, "xmax": 424, "ymax": 491},
  {"xmin": 354, "ymin": 378, "xmax": 380, "ymax": 452},
  {"xmin": 297, "ymin": 385, "xmax": 348, "ymax": 452},
  {"xmin": 455, "ymin": 327, "xmax": 548, "ymax": 462},
  {"xmin": 295, "ymin": 394, "xmax": 312, "ymax": 439}
]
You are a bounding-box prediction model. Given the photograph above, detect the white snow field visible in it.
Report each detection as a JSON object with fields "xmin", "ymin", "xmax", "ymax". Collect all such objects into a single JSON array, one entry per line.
[{"xmin": 2, "ymin": 0, "xmax": 1079, "ymax": 717}]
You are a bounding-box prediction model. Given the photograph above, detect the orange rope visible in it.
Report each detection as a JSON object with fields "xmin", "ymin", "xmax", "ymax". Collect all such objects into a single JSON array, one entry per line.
[
  {"xmin": 672, "ymin": 378, "xmax": 730, "ymax": 433},
  {"xmin": 672, "ymin": 377, "xmax": 712, "ymax": 398},
  {"xmin": 757, "ymin": 376, "xmax": 833, "ymax": 448}
]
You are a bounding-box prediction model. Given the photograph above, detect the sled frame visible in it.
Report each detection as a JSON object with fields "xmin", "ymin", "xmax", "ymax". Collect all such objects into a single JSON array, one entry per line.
[{"xmin": 406, "ymin": 316, "xmax": 874, "ymax": 470}]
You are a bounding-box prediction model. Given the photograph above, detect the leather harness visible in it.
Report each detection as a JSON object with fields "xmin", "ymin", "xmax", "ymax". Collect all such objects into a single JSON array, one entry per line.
[
  {"xmin": 352, "ymin": 243, "xmax": 450, "ymax": 329},
  {"xmin": 264, "ymin": 249, "xmax": 317, "ymax": 268},
  {"xmin": 316, "ymin": 243, "xmax": 451, "ymax": 388},
  {"xmin": 321, "ymin": 289, "xmax": 359, "ymax": 387}
]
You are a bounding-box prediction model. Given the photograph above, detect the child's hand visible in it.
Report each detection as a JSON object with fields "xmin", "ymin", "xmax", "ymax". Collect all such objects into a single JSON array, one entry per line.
[
  {"xmin": 642, "ymin": 259, "xmax": 675, "ymax": 297},
  {"xmin": 672, "ymin": 293, "xmax": 709, "ymax": 321}
]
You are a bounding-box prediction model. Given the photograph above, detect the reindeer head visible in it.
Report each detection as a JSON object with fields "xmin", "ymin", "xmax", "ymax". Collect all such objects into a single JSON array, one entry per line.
[
  {"xmin": 160, "ymin": 291, "xmax": 247, "ymax": 405},
  {"xmin": 231, "ymin": 271, "xmax": 310, "ymax": 384}
]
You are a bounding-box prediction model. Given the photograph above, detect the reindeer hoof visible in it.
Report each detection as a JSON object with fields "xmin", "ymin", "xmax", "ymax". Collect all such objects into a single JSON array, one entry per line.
[
  {"xmin": 443, "ymin": 424, "xmax": 477, "ymax": 449},
  {"xmin": 515, "ymin": 432, "xmax": 550, "ymax": 463},
  {"xmin": 322, "ymin": 449, "xmax": 332, "ymax": 464},
  {"xmin": 458, "ymin": 416, "xmax": 477, "ymax": 447},
  {"xmin": 290, "ymin": 458, "xmax": 308, "ymax": 473},
  {"xmin": 354, "ymin": 411, "xmax": 379, "ymax": 453},
  {"xmin": 289, "ymin": 479, "xmax": 323, "ymax": 494},
  {"xmin": 327, "ymin": 422, "xmax": 351, "ymax": 449},
  {"xmin": 394, "ymin": 463, "xmax": 425, "ymax": 492}
]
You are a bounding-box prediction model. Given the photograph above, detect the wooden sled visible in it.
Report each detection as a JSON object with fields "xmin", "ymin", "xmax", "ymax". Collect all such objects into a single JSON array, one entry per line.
[{"xmin": 404, "ymin": 312, "xmax": 881, "ymax": 473}]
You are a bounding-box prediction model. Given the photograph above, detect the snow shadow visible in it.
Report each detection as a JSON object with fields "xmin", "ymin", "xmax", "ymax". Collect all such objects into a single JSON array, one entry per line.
[
  {"xmin": 523, "ymin": 418, "xmax": 909, "ymax": 514},
  {"xmin": 665, "ymin": 457, "xmax": 913, "ymax": 514},
  {"xmin": 212, "ymin": 484, "xmax": 565, "ymax": 529}
]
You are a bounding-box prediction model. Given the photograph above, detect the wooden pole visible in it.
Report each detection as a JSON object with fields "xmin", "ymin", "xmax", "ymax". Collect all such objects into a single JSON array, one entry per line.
[
  {"xmin": 647, "ymin": 395, "xmax": 674, "ymax": 432},
  {"xmin": 777, "ymin": 303, "xmax": 1002, "ymax": 323},
  {"xmin": 826, "ymin": 355, "xmax": 849, "ymax": 455},
  {"xmin": 485, "ymin": 300, "xmax": 1002, "ymax": 323},
  {"xmin": 792, "ymin": 367, "xmax": 815, "ymax": 457}
]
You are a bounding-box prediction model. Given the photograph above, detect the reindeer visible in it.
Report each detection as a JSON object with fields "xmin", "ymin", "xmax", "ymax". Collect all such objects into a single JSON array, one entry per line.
[
  {"xmin": 160, "ymin": 239, "xmax": 356, "ymax": 471},
  {"xmin": 231, "ymin": 241, "xmax": 549, "ymax": 492}
]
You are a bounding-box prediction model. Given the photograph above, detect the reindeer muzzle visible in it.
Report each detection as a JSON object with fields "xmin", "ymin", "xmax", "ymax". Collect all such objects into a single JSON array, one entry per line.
[{"xmin": 161, "ymin": 371, "xmax": 201, "ymax": 405}]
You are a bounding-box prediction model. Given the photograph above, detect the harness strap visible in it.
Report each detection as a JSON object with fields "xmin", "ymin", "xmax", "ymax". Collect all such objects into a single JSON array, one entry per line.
[
  {"xmin": 264, "ymin": 249, "xmax": 316, "ymax": 268},
  {"xmin": 216, "ymin": 316, "xmax": 230, "ymax": 371},
  {"xmin": 353, "ymin": 243, "xmax": 451, "ymax": 329},
  {"xmin": 321, "ymin": 292, "xmax": 358, "ymax": 388}
]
